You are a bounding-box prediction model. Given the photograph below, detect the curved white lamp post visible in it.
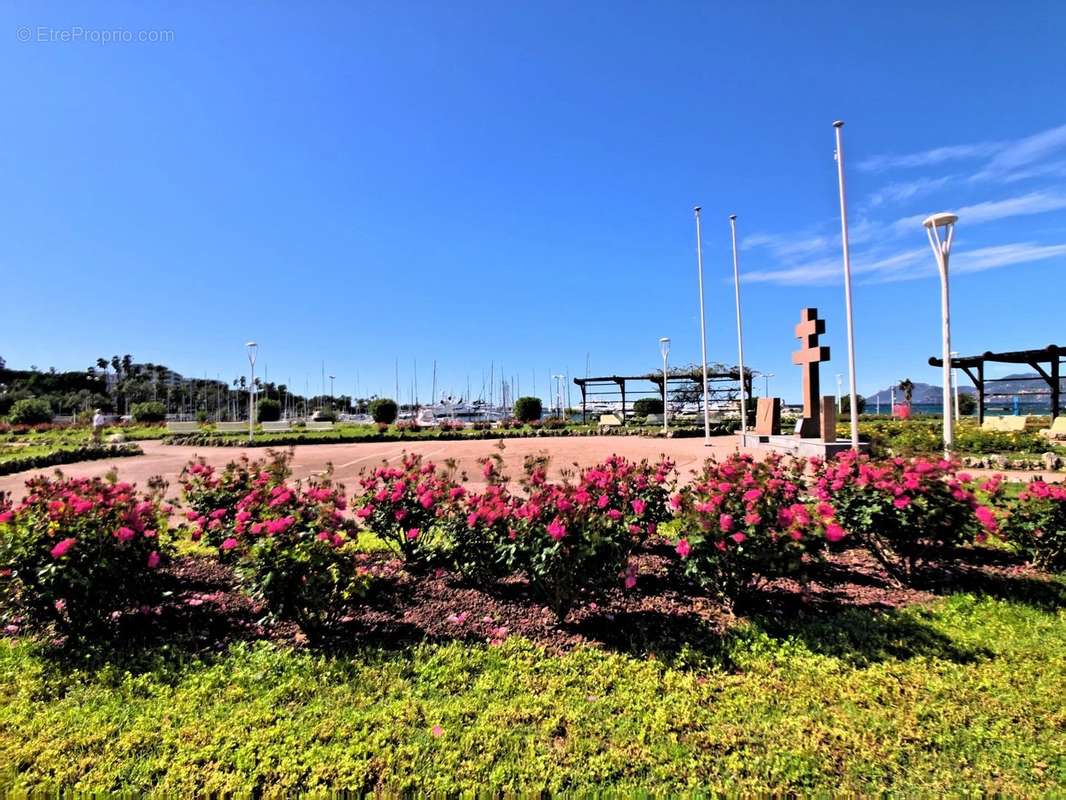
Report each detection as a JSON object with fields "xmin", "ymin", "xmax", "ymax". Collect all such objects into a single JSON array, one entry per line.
[
  {"xmin": 659, "ymin": 337, "xmax": 671, "ymax": 434},
  {"xmin": 923, "ymin": 212, "xmax": 958, "ymax": 454},
  {"xmin": 246, "ymin": 341, "xmax": 258, "ymax": 441}
]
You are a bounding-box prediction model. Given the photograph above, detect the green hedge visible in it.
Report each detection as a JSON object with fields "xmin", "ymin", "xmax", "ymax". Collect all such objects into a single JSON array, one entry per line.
[{"xmin": 0, "ymin": 444, "xmax": 143, "ymax": 476}]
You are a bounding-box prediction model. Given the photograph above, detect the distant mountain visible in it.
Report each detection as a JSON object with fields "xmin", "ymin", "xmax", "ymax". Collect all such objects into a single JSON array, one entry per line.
[{"xmin": 869, "ymin": 372, "xmax": 1064, "ymax": 404}]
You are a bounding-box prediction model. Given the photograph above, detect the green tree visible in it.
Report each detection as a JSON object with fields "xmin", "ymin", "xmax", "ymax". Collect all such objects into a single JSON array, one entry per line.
[
  {"xmin": 958, "ymin": 392, "xmax": 977, "ymax": 416},
  {"xmin": 8, "ymin": 398, "xmax": 53, "ymax": 425},
  {"xmin": 257, "ymin": 398, "xmax": 281, "ymax": 423},
  {"xmin": 513, "ymin": 396, "xmax": 543, "ymax": 422},
  {"xmin": 633, "ymin": 397, "xmax": 664, "ymax": 416},
  {"xmin": 369, "ymin": 398, "xmax": 398, "ymax": 424},
  {"xmin": 840, "ymin": 394, "xmax": 866, "ymax": 416}
]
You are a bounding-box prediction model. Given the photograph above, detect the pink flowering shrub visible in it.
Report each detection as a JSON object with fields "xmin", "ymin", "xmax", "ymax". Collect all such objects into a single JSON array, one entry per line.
[
  {"xmin": 498, "ymin": 455, "xmax": 676, "ymax": 620},
  {"xmin": 0, "ymin": 473, "xmax": 172, "ymax": 632},
  {"xmin": 437, "ymin": 452, "xmax": 512, "ymax": 583},
  {"xmin": 353, "ymin": 452, "xmax": 461, "ymax": 563},
  {"xmin": 811, "ymin": 452, "xmax": 997, "ymax": 584},
  {"xmin": 178, "ymin": 449, "xmax": 292, "ymax": 552},
  {"xmin": 224, "ymin": 472, "xmax": 371, "ymax": 635},
  {"xmin": 1002, "ymin": 479, "xmax": 1066, "ymax": 572},
  {"xmin": 673, "ymin": 453, "xmax": 827, "ymax": 604}
]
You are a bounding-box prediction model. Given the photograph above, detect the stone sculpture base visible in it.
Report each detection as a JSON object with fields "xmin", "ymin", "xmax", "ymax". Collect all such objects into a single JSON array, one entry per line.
[{"xmin": 738, "ymin": 431, "xmax": 868, "ymax": 459}]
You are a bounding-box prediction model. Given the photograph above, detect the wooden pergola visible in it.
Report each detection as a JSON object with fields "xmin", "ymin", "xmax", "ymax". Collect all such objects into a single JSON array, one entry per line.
[
  {"xmin": 929, "ymin": 344, "xmax": 1063, "ymax": 424},
  {"xmin": 573, "ymin": 368, "xmax": 753, "ymax": 423}
]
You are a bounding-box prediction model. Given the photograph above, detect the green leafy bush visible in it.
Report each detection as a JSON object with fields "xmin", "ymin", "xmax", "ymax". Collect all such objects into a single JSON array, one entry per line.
[
  {"xmin": 7, "ymin": 398, "xmax": 52, "ymax": 426},
  {"xmin": 256, "ymin": 398, "xmax": 281, "ymax": 423},
  {"xmin": 369, "ymin": 398, "xmax": 398, "ymax": 424},
  {"xmin": 513, "ymin": 396, "xmax": 542, "ymax": 422},
  {"xmin": 633, "ymin": 397, "xmax": 664, "ymax": 416},
  {"xmin": 0, "ymin": 473, "xmax": 171, "ymax": 634},
  {"xmin": 131, "ymin": 401, "xmax": 166, "ymax": 423},
  {"xmin": 0, "ymin": 444, "xmax": 143, "ymax": 476}
]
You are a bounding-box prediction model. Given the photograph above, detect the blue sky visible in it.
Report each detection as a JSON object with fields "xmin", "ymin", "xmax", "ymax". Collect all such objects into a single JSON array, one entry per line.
[{"xmin": 1, "ymin": 1, "xmax": 1064, "ymax": 405}]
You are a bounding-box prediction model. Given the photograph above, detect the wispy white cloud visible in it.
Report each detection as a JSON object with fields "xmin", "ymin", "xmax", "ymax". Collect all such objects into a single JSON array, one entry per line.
[
  {"xmin": 890, "ymin": 190, "xmax": 1066, "ymax": 235},
  {"xmin": 858, "ymin": 142, "xmax": 1002, "ymax": 173},
  {"xmin": 741, "ymin": 232, "xmax": 831, "ymax": 259},
  {"xmin": 952, "ymin": 242, "xmax": 1066, "ymax": 275},
  {"xmin": 742, "ymin": 248, "xmax": 927, "ymax": 286},
  {"xmin": 865, "ymin": 176, "xmax": 953, "ymax": 208},
  {"xmin": 971, "ymin": 123, "xmax": 1066, "ymax": 181},
  {"xmin": 744, "ymin": 240, "xmax": 1066, "ymax": 286}
]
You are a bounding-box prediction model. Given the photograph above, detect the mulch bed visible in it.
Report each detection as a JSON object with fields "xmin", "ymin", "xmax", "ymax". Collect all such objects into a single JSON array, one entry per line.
[{"xmin": 28, "ymin": 539, "xmax": 1047, "ymax": 662}]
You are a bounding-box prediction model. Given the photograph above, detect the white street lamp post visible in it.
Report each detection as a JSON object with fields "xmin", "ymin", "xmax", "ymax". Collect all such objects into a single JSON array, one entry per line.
[
  {"xmin": 659, "ymin": 337, "xmax": 670, "ymax": 434},
  {"xmin": 833, "ymin": 121, "xmax": 861, "ymax": 451},
  {"xmin": 763, "ymin": 372, "xmax": 774, "ymax": 398},
  {"xmin": 923, "ymin": 212, "xmax": 958, "ymax": 454},
  {"xmin": 246, "ymin": 341, "xmax": 258, "ymax": 441},
  {"xmin": 729, "ymin": 214, "xmax": 748, "ymax": 433},
  {"xmin": 553, "ymin": 374, "xmax": 565, "ymax": 418},
  {"xmin": 329, "ymin": 375, "xmax": 335, "ymax": 410},
  {"xmin": 693, "ymin": 207, "xmax": 711, "ymax": 441},
  {"xmin": 836, "ymin": 373, "xmax": 843, "ymax": 414}
]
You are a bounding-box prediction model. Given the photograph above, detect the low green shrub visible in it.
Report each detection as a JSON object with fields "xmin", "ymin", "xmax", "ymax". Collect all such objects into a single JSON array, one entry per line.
[
  {"xmin": 7, "ymin": 399, "xmax": 52, "ymax": 426},
  {"xmin": 369, "ymin": 399, "xmax": 398, "ymax": 424},
  {"xmin": 633, "ymin": 397, "xmax": 664, "ymax": 416},
  {"xmin": 131, "ymin": 401, "xmax": 166, "ymax": 423},
  {"xmin": 256, "ymin": 398, "xmax": 281, "ymax": 423},
  {"xmin": 0, "ymin": 444, "xmax": 143, "ymax": 476},
  {"xmin": 513, "ymin": 396, "xmax": 542, "ymax": 422}
]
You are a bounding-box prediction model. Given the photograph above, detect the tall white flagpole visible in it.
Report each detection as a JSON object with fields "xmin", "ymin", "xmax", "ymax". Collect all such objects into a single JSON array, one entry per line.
[
  {"xmin": 729, "ymin": 214, "xmax": 747, "ymax": 433},
  {"xmin": 833, "ymin": 120, "xmax": 860, "ymax": 451},
  {"xmin": 694, "ymin": 206, "xmax": 711, "ymax": 442}
]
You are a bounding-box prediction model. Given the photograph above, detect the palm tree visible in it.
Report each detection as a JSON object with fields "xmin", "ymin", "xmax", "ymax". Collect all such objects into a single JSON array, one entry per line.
[{"xmin": 898, "ymin": 378, "xmax": 915, "ymax": 407}]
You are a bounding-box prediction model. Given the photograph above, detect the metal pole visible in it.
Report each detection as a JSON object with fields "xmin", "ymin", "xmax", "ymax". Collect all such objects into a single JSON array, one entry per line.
[
  {"xmin": 833, "ymin": 121, "xmax": 860, "ymax": 451},
  {"xmin": 662, "ymin": 350, "xmax": 669, "ymax": 434},
  {"xmin": 246, "ymin": 342, "xmax": 257, "ymax": 441},
  {"xmin": 694, "ymin": 207, "xmax": 711, "ymax": 441},
  {"xmin": 951, "ymin": 351, "xmax": 960, "ymax": 421},
  {"xmin": 728, "ymin": 214, "xmax": 747, "ymax": 434}
]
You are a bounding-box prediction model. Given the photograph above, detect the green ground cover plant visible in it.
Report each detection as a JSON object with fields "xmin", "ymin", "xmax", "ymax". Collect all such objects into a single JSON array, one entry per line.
[{"xmin": 0, "ymin": 592, "xmax": 1062, "ymax": 794}]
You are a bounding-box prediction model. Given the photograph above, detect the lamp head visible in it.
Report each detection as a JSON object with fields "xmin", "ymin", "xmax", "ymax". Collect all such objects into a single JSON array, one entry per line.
[
  {"xmin": 659, "ymin": 337, "xmax": 671, "ymax": 358},
  {"xmin": 922, "ymin": 212, "xmax": 958, "ymax": 230}
]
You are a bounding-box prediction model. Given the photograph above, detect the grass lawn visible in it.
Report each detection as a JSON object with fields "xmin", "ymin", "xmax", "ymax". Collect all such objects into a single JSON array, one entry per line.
[{"xmin": 1, "ymin": 590, "xmax": 1063, "ymax": 794}]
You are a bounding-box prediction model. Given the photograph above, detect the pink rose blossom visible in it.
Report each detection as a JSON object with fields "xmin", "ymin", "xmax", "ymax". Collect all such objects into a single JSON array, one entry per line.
[
  {"xmin": 50, "ymin": 537, "xmax": 76, "ymax": 559},
  {"xmin": 147, "ymin": 551, "xmax": 160, "ymax": 569},
  {"xmin": 675, "ymin": 539, "xmax": 691, "ymax": 558},
  {"xmin": 221, "ymin": 537, "xmax": 238, "ymax": 551},
  {"xmin": 546, "ymin": 518, "xmax": 567, "ymax": 541}
]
